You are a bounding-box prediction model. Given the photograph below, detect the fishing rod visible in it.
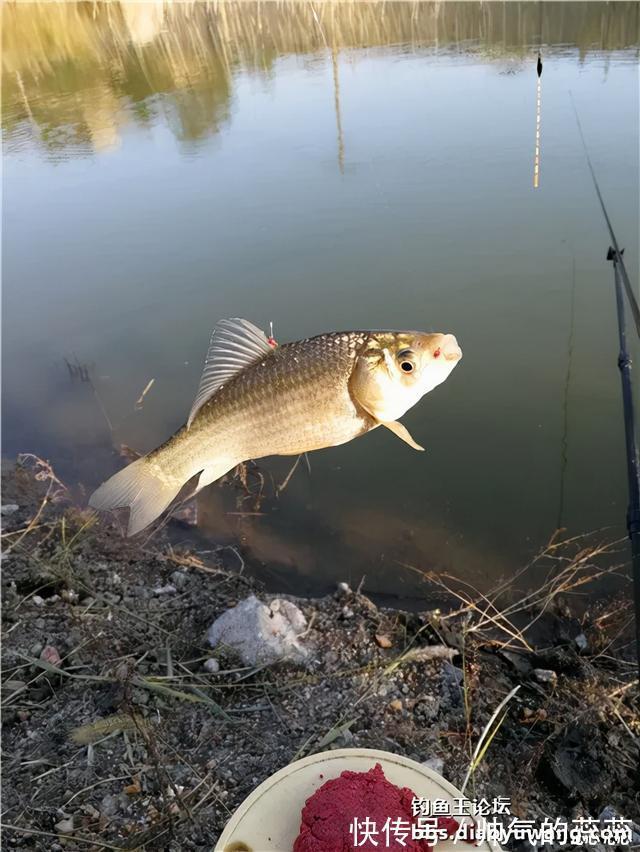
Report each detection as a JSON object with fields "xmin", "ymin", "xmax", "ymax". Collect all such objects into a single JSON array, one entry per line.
[{"xmin": 570, "ymin": 94, "xmax": 640, "ymax": 673}]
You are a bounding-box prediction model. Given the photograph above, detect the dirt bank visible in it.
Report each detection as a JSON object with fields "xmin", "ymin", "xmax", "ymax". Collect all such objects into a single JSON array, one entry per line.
[{"xmin": 1, "ymin": 459, "xmax": 638, "ymax": 851}]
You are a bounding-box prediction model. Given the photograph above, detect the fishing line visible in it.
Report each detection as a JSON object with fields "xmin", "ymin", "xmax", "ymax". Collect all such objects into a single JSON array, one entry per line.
[{"xmin": 569, "ymin": 91, "xmax": 640, "ymax": 338}]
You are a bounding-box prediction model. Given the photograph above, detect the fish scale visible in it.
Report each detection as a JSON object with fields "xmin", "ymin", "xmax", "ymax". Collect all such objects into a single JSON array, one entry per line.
[{"xmin": 188, "ymin": 332, "xmax": 373, "ymax": 459}]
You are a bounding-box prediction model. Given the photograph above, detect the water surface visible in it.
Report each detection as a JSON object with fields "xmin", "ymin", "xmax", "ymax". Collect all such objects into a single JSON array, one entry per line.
[{"xmin": 3, "ymin": 2, "xmax": 639, "ymax": 599}]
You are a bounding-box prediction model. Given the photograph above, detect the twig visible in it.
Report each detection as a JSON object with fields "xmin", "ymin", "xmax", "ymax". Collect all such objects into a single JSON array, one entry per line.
[{"xmin": 276, "ymin": 454, "xmax": 303, "ymax": 495}]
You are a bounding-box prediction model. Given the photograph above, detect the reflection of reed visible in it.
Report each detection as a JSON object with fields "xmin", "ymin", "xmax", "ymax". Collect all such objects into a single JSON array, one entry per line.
[
  {"xmin": 2, "ymin": 2, "xmax": 639, "ymax": 152},
  {"xmin": 332, "ymin": 45, "xmax": 345, "ymax": 174}
]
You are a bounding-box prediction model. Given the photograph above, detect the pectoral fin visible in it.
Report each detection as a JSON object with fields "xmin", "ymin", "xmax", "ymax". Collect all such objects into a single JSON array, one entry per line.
[{"xmin": 380, "ymin": 420, "xmax": 425, "ymax": 451}]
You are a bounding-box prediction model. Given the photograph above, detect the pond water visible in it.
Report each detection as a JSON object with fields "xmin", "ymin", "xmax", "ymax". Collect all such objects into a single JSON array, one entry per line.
[{"xmin": 3, "ymin": 2, "xmax": 639, "ymax": 600}]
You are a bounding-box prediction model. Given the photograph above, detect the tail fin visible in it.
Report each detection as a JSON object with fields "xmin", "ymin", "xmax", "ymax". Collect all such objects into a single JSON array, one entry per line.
[{"xmin": 89, "ymin": 457, "xmax": 185, "ymax": 537}]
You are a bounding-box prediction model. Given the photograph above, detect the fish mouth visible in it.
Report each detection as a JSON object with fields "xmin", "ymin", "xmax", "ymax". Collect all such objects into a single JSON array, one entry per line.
[{"xmin": 441, "ymin": 334, "xmax": 462, "ymax": 362}]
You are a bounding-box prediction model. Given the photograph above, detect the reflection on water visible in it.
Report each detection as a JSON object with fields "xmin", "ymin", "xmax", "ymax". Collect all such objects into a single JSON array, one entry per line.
[
  {"xmin": 3, "ymin": 2, "xmax": 639, "ymax": 600},
  {"xmin": 3, "ymin": 2, "xmax": 639, "ymax": 154}
]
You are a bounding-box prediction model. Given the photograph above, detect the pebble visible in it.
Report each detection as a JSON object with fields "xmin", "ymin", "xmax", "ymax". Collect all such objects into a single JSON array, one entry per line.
[
  {"xmin": 337, "ymin": 582, "xmax": 351, "ymax": 593},
  {"xmin": 55, "ymin": 817, "xmax": 74, "ymax": 834},
  {"xmin": 40, "ymin": 645, "xmax": 62, "ymax": 667},
  {"xmin": 1, "ymin": 504, "xmax": 19, "ymax": 515},
  {"xmin": 388, "ymin": 699, "xmax": 403, "ymax": 712},
  {"xmin": 574, "ymin": 633, "xmax": 588, "ymax": 652},
  {"xmin": 534, "ymin": 668, "xmax": 558, "ymax": 686},
  {"xmin": 171, "ymin": 570, "xmax": 189, "ymax": 590},
  {"xmin": 154, "ymin": 584, "xmax": 177, "ymax": 595},
  {"xmin": 341, "ymin": 606, "xmax": 355, "ymax": 619},
  {"xmin": 32, "ymin": 595, "xmax": 45, "ymax": 607},
  {"xmin": 203, "ymin": 658, "xmax": 220, "ymax": 673},
  {"xmin": 81, "ymin": 804, "xmax": 100, "ymax": 819},
  {"xmin": 62, "ymin": 589, "xmax": 79, "ymax": 604}
]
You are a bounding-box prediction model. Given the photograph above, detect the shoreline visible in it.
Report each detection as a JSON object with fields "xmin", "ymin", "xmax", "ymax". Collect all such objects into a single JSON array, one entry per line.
[{"xmin": 1, "ymin": 459, "xmax": 638, "ymax": 850}]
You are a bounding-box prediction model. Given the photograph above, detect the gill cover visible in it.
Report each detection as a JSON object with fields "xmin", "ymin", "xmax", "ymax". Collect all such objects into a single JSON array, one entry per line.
[{"xmin": 349, "ymin": 338, "xmax": 426, "ymax": 451}]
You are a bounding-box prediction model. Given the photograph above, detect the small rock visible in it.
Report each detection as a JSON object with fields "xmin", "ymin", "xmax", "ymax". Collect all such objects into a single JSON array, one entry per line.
[
  {"xmin": 341, "ymin": 606, "xmax": 354, "ymax": 619},
  {"xmin": 574, "ymin": 633, "xmax": 588, "ymax": 652},
  {"xmin": 62, "ymin": 589, "xmax": 79, "ymax": 604},
  {"xmin": 203, "ymin": 658, "xmax": 220, "ymax": 673},
  {"xmin": 337, "ymin": 582, "xmax": 351, "ymax": 593},
  {"xmin": 170, "ymin": 571, "xmax": 189, "ymax": 590},
  {"xmin": 388, "ymin": 699, "xmax": 403, "ymax": 712},
  {"xmin": 153, "ymin": 584, "xmax": 177, "ymax": 595},
  {"xmin": 208, "ymin": 595, "xmax": 309, "ymax": 666},
  {"xmin": 1, "ymin": 504, "xmax": 19, "ymax": 515},
  {"xmin": 55, "ymin": 817, "xmax": 74, "ymax": 834},
  {"xmin": 500, "ymin": 649, "xmax": 533, "ymax": 675},
  {"xmin": 534, "ymin": 668, "xmax": 558, "ymax": 686},
  {"xmin": 375, "ymin": 634, "xmax": 393, "ymax": 649},
  {"xmin": 421, "ymin": 757, "xmax": 444, "ymax": 775},
  {"xmin": 40, "ymin": 646, "xmax": 62, "ymax": 667},
  {"xmin": 81, "ymin": 804, "xmax": 100, "ymax": 819},
  {"xmin": 32, "ymin": 595, "xmax": 45, "ymax": 607}
]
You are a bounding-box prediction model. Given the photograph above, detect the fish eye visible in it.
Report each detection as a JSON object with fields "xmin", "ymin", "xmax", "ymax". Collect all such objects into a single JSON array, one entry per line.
[{"xmin": 397, "ymin": 349, "xmax": 415, "ymax": 373}]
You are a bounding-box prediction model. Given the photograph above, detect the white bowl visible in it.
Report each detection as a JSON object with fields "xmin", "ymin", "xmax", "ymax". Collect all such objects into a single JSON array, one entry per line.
[{"xmin": 215, "ymin": 747, "xmax": 499, "ymax": 852}]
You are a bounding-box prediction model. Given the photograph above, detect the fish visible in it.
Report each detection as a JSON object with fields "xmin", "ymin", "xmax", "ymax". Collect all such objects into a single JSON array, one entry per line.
[{"xmin": 89, "ymin": 318, "xmax": 462, "ymax": 536}]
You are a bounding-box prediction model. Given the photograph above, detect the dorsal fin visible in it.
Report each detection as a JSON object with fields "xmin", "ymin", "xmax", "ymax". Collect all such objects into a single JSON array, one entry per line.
[{"xmin": 187, "ymin": 318, "xmax": 273, "ymax": 427}]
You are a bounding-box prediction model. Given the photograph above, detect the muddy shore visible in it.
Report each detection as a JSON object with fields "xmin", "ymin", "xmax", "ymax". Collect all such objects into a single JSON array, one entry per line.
[{"xmin": 1, "ymin": 460, "xmax": 638, "ymax": 851}]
